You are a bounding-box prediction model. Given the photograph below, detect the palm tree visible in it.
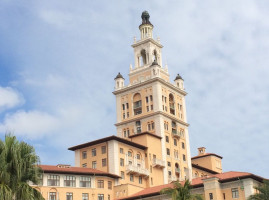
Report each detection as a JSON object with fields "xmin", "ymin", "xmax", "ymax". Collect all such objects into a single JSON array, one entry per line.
[
  {"xmin": 161, "ymin": 179, "xmax": 203, "ymax": 200},
  {"xmin": 0, "ymin": 134, "xmax": 44, "ymax": 200},
  {"xmin": 248, "ymin": 180, "xmax": 269, "ymax": 200}
]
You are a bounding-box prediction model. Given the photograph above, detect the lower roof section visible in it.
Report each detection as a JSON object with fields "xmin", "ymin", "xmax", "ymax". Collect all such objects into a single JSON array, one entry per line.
[
  {"xmin": 39, "ymin": 164, "xmax": 120, "ymax": 179},
  {"xmin": 68, "ymin": 135, "xmax": 147, "ymax": 151}
]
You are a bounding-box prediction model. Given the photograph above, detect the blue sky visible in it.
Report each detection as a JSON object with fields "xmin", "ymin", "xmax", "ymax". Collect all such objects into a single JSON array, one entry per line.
[{"xmin": 0, "ymin": 0, "xmax": 268, "ymax": 178}]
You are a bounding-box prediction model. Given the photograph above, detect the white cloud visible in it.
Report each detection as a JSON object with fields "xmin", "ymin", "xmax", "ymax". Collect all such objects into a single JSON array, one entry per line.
[
  {"xmin": 0, "ymin": 110, "xmax": 59, "ymax": 139},
  {"xmin": 0, "ymin": 86, "xmax": 23, "ymax": 112}
]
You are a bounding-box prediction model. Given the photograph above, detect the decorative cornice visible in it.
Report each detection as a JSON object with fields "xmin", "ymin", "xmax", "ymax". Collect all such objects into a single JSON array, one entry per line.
[
  {"xmin": 115, "ymin": 111, "xmax": 189, "ymax": 127},
  {"xmin": 113, "ymin": 77, "xmax": 187, "ymax": 96},
  {"xmin": 132, "ymin": 38, "xmax": 163, "ymax": 48}
]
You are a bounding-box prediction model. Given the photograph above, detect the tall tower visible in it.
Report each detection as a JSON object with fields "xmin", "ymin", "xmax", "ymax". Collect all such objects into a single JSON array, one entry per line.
[{"xmin": 113, "ymin": 11, "xmax": 192, "ymax": 185}]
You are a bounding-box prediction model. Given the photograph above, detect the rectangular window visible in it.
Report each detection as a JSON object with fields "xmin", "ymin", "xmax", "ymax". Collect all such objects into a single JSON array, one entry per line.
[
  {"xmin": 120, "ymin": 148, "xmax": 124, "ymax": 154},
  {"xmin": 49, "ymin": 192, "xmax": 56, "ymax": 200},
  {"xmin": 47, "ymin": 175, "xmax": 60, "ymax": 186},
  {"xmin": 147, "ymin": 106, "xmax": 149, "ymax": 112},
  {"xmin": 92, "ymin": 148, "xmax": 96, "ymax": 156},
  {"xmin": 165, "ymin": 97, "xmax": 167, "ymax": 103},
  {"xmin": 139, "ymin": 176, "xmax": 142, "ymax": 184},
  {"xmin": 121, "ymin": 171, "xmax": 125, "ymax": 179},
  {"xmin": 174, "ymin": 150, "xmax": 178, "ymax": 159},
  {"xmin": 108, "ymin": 181, "xmax": 112, "ymax": 189},
  {"xmin": 146, "ymin": 96, "xmax": 149, "ymax": 103},
  {"xmin": 209, "ymin": 193, "xmax": 213, "ymax": 200},
  {"xmin": 82, "ymin": 163, "xmax": 87, "ymax": 168},
  {"xmin": 174, "ymin": 139, "xmax": 177, "ymax": 146},
  {"xmin": 128, "ymin": 151, "xmax": 132, "ymax": 157},
  {"xmin": 183, "ymin": 154, "xmax": 186, "ymax": 161},
  {"xmin": 122, "ymin": 104, "xmax": 125, "ymax": 110},
  {"xmin": 232, "ymin": 188, "xmax": 239, "ymax": 198},
  {"xmin": 223, "ymin": 193, "xmax": 226, "ymax": 200},
  {"xmin": 64, "ymin": 176, "xmax": 76, "ymax": 187},
  {"xmin": 82, "ymin": 151, "xmax": 87, "ymax": 159},
  {"xmin": 66, "ymin": 193, "xmax": 73, "ymax": 200},
  {"xmin": 182, "ymin": 142, "xmax": 185, "ymax": 149},
  {"xmin": 166, "ymin": 135, "xmax": 169, "ymax": 143},
  {"xmin": 151, "ymin": 177, "xmax": 153, "ymax": 185},
  {"xmin": 97, "ymin": 180, "xmax": 104, "ymax": 188},
  {"xmin": 102, "ymin": 158, "xmax": 107, "ymax": 167},
  {"xmin": 120, "ymin": 158, "xmax": 124, "ymax": 166},
  {"xmin": 151, "ymin": 104, "xmax": 153, "ymax": 110},
  {"xmin": 151, "ymin": 122, "xmax": 154, "ymax": 130},
  {"xmin": 167, "ymin": 161, "xmax": 171, "ymax": 167},
  {"xmin": 148, "ymin": 123, "xmax": 151, "ymax": 130},
  {"xmin": 126, "ymin": 103, "xmax": 129, "ymax": 109},
  {"xmin": 150, "ymin": 95, "xmax": 153, "ymax": 101},
  {"xmin": 127, "ymin": 129, "xmax": 130, "ymax": 137},
  {"xmin": 137, "ymin": 154, "xmax": 141, "ymax": 160},
  {"xmin": 166, "ymin": 148, "xmax": 170, "ymax": 156},
  {"xmin": 127, "ymin": 112, "xmax": 129, "ymax": 117},
  {"xmin": 80, "ymin": 176, "xmax": 91, "ymax": 187},
  {"xmin": 92, "ymin": 161, "xmax": 97, "ymax": 169},
  {"xmin": 130, "ymin": 174, "xmax": 134, "ymax": 182},
  {"xmin": 82, "ymin": 193, "xmax": 89, "ymax": 200},
  {"xmin": 101, "ymin": 146, "xmax": 106, "ymax": 154},
  {"xmin": 123, "ymin": 113, "xmax": 125, "ymax": 119},
  {"xmin": 108, "ymin": 195, "xmax": 110, "ymax": 200},
  {"xmin": 98, "ymin": 194, "xmax": 104, "ymax": 200}
]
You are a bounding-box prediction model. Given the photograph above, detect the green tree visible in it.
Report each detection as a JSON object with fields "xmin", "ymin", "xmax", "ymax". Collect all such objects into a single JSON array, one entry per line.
[
  {"xmin": 248, "ymin": 180, "xmax": 269, "ymax": 200},
  {"xmin": 161, "ymin": 180, "xmax": 203, "ymax": 200},
  {"xmin": 0, "ymin": 134, "xmax": 44, "ymax": 200}
]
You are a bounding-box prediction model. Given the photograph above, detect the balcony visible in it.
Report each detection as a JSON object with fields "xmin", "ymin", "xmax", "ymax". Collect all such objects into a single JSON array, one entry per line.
[
  {"xmin": 133, "ymin": 101, "xmax": 142, "ymax": 109},
  {"xmin": 175, "ymin": 168, "xmax": 180, "ymax": 174},
  {"xmin": 126, "ymin": 165, "xmax": 149, "ymax": 177},
  {"xmin": 152, "ymin": 158, "xmax": 165, "ymax": 168},
  {"xmin": 172, "ymin": 129, "xmax": 181, "ymax": 138},
  {"xmin": 168, "ymin": 175, "xmax": 177, "ymax": 183}
]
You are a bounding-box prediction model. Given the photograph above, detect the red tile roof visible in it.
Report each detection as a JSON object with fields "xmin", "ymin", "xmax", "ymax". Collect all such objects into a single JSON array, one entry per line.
[
  {"xmin": 192, "ymin": 164, "xmax": 219, "ymax": 174},
  {"xmin": 121, "ymin": 171, "xmax": 265, "ymax": 200},
  {"xmin": 191, "ymin": 153, "xmax": 223, "ymax": 159},
  {"xmin": 68, "ymin": 135, "xmax": 147, "ymax": 151},
  {"xmin": 39, "ymin": 165, "xmax": 120, "ymax": 179}
]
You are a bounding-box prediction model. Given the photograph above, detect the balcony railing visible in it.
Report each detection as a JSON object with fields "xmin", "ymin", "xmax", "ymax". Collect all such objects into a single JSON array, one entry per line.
[
  {"xmin": 126, "ymin": 165, "xmax": 149, "ymax": 177},
  {"xmin": 168, "ymin": 175, "xmax": 177, "ymax": 183},
  {"xmin": 172, "ymin": 130, "xmax": 181, "ymax": 138},
  {"xmin": 133, "ymin": 101, "xmax": 142, "ymax": 109},
  {"xmin": 152, "ymin": 158, "xmax": 165, "ymax": 168},
  {"xmin": 175, "ymin": 168, "xmax": 180, "ymax": 173}
]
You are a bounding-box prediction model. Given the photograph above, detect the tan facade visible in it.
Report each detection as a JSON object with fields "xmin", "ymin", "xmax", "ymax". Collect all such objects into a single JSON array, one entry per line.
[{"xmin": 30, "ymin": 11, "xmax": 267, "ymax": 200}]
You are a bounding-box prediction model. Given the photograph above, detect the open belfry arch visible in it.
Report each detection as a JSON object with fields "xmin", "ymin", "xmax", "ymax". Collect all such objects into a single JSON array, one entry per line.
[{"xmin": 113, "ymin": 10, "xmax": 192, "ymax": 191}]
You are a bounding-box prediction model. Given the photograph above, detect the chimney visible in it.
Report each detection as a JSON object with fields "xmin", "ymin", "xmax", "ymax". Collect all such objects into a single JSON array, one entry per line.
[{"xmin": 198, "ymin": 147, "xmax": 206, "ymax": 155}]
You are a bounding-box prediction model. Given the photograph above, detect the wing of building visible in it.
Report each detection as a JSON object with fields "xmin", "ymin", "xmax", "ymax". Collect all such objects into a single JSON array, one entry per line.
[{"xmin": 30, "ymin": 11, "xmax": 267, "ymax": 200}]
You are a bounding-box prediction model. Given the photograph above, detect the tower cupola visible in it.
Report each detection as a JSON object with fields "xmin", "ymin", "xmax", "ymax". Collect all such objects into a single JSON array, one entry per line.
[
  {"xmin": 139, "ymin": 11, "xmax": 153, "ymax": 40},
  {"xmin": 114, "ymin": 72, "xmax": 125, "ymax": 90},
  {"xmin": 174, "ymin": 74, "xmax": 184, "ymax": 90}
]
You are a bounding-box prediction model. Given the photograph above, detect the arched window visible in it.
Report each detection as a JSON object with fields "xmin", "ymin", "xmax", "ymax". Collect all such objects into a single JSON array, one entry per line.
[
  {"xmin": 169, "ymin": 94, "xmax": 175, "ymax": 115},
  {"xmin": 128, "ymin": 150, "xmax": 133, "ymax": 157},
  {"xmin": 133, "ymin": 93, "xmax": 142, "ymax": 115},
  {"xmin": 153, "ymin": 49, "xmax": 158, "ymax": 63},
  {"xmin": 140, "ymin": 49, "xmax": 147, "ymax": 66}
]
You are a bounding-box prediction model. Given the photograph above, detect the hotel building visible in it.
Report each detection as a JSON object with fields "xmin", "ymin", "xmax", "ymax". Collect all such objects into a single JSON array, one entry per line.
[{"xmin": 31, "ymin": 11, "xmax": 266, "ymax": 200}]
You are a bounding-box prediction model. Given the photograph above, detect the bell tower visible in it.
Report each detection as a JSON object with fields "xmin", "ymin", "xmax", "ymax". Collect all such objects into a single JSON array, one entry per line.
[{"xmin": 113, "ymin": 11, "xmax": 192, "ymax": 186}]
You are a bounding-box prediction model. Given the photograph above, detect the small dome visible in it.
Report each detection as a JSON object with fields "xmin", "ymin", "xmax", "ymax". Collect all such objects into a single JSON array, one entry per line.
[
  {"xmin": 174, "ymin": 74, "xmax": 184, "ymax": 81},
  {"xmin": 114, "ymin": 72, "xmax": 124, "ymax": 80},
  {"xmin": 140, "ymin": 11, "xmax": 153, "ymax": 26},
  {"xmin": 142, "ymin": 11, "xmax": 150, "ymax": 19}
]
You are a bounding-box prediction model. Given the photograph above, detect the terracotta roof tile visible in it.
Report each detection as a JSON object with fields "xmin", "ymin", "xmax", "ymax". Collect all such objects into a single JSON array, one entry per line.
[
  {"xmin": 191, "ymin": 153, "xmax": 223, "ymax": 159},
  {"xmin": 121, "ymin": 171, "xmax": 265, "ymax": 200},
  {"xmin": 39, "ymin": 165, "xmax": 120, "ymax": 179}
]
